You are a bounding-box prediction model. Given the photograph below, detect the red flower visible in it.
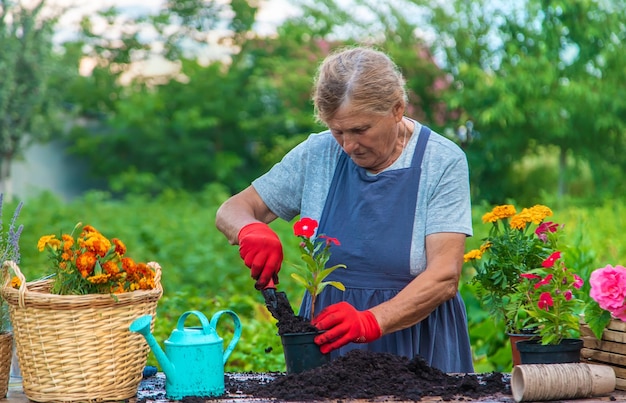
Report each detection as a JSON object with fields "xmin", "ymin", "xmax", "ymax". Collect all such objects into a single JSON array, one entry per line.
[
  {"xmin": 521, "ymin": 273, "xmax": 541, "ymax": 281},
  {"xmin": 534, "ymin": 274, "xmax": 553, "ymax": 289},
  {"xmin": 564, "ymin": 290, "xmax": 573, "ymax": 301},
  {"xmin": 319, "ymin": 235, "xmax": 340, "ymax": 246},
  {"xmin": 293, "ymin": 217, "xmax": 318, "ymax": 238},
  {"xmin": 542, "ymin": 251, "xmax": 562, "ymax": 268},
  {"xmin": 538, "ymin": 292, "xmax": 554, "ymax": 310}
]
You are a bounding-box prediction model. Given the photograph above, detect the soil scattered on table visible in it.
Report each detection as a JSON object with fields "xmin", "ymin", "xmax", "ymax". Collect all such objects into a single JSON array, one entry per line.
[
  {"xmin": 227, "ymin": 349, "xmax": 510, "ymax": 401},
  {"xmin": 138, "ymin": 296, "xmax": 509, "ymax": 402}
]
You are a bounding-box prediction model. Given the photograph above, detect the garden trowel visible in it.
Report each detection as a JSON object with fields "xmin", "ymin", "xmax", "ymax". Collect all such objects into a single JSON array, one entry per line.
[{"xmin": 261, "ymin": 278, "xmax": 293, "ymax": 321}]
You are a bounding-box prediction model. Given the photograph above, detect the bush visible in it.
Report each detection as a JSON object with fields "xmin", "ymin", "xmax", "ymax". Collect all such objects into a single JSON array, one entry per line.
[{"xmin": 6, "ymin": 190, "xmax": 626, "ymax": 373}]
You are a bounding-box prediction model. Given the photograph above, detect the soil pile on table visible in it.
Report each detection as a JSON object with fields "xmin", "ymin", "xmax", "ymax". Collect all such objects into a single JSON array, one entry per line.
[{"xmin": 227, "ymin": 349, "xmax": 510, "ymax": 401}]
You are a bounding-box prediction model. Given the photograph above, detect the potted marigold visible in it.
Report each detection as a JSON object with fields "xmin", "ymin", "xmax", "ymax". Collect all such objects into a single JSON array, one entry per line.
[
  {"xmin": 1, "ymin": 222, "xmax": 162, "ymax": 402},
  {"xmin": 464, "ymin": 204, "xmax": 560, "ymax": 364}
]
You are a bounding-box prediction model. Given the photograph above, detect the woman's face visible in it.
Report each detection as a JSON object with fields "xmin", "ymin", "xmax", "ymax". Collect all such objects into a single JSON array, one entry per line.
[{"xmin": 327, "ymin": 103, "xmax": 405, "ymax": 173}]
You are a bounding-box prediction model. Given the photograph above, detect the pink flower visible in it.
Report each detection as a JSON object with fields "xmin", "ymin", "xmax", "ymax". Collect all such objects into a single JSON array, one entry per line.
[
  {"xmin": 542, "ymin": 251, "xmax": 562, "ymax": 268},
  {"xmin": 521, "ymin": 273, "xmax": 541, "ymax": 281},
  {"xmin": 573, "ymin": 274, "xmax": 584, "ymax": 289},
  {"xmin": 589, "ymin": 265, "xmax": 626, "ymax": 312},
  {"xmin": 564, "ymin": 290, "xmax": 573, "ymax": 301},
  {"xmin": 611, "ymin": 305, "xmax": 626, "ymax": 322},
  {"xmin": 535, "ymin": 221, "xmax": 559, "ymax": 242},
  {"xmin": 538, "ymin": 292, "xmax": 554, "ymax": 310}
]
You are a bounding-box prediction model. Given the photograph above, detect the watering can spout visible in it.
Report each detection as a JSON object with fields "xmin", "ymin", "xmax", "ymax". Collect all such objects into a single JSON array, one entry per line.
[{"xmin": 130, "ymin": 315, "xmax": 178, "ymax": 383}]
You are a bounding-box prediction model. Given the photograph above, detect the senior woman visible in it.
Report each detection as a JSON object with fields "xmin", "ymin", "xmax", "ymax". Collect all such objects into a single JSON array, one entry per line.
[{"xmin": 215, "ymin": 46, "xmax": 474, "ymax": 373}]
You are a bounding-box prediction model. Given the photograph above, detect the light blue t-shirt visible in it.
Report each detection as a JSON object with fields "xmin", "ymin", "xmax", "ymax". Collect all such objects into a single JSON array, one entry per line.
[{"xmin": 252, "ymin": 120, "xmax": 473, "ymax": 276}]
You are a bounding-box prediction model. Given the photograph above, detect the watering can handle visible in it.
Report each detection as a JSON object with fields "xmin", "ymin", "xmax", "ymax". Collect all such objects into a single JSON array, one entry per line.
[
  {"xmin": 210, "ymin": 310, "xmax": 242, "ymax": 365},
  {"xmin": 176, "ymin": 310, "xmax": 211, "ymax": 332}
]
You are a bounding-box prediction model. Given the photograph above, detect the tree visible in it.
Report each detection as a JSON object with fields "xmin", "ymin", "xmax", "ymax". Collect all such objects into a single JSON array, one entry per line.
[
  {"xmin": 422, "ymin": 0, "xmax": 626, "ymax": 203},
  {"xmin": 0, "ymin": 0, "xmax": 64, "ymax": 200}
]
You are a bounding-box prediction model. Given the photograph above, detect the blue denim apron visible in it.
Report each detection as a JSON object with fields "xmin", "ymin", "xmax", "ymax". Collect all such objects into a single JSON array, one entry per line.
[{"xmin": 299, "ymin": 124, "xmax": 474, "ymax": 373}]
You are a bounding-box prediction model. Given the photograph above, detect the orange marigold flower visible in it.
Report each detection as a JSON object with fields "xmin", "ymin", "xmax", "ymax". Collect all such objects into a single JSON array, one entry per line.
[
  {"xmin": 87, "ymin": 273, "xmax": 110, "ymax": 284},
  {"xmin": 112, "ymin": 238, "xmax": 127, "ymax": 256},
  {"xmin": 102, "ymin": 260, "xmax": 120, "ymax": 276},
  {"xmin": 122, "ymin": 257, "xmax": 137, "ymax": 274},
  {"xmin": 510, "ymin": 208, "xmax": 533, "ymax": 230},
  {"xmin": 528, "ymin": 204, "xmax": 553, "ymax": 224},
  {"xmin": 37, "ymin": 235, "xmax": 60, "ymax": 252},
  {"xmin": 481, "ymin": 212, "xmax": 497, "ymax": 223},
  {"xmin": 61, "ymin": 251, "xmax": 73, "ymax": 261},
  {"xmin": 76, "ymin": 251, "xmax": 97, "ymax": 278},
  {"xmin": 10, "ymin": 276, "xmax": 21, "ymax": 289},
  {"xmin": 61, "ymin": 234, "xmax": 74, "ymax": 250},
  {"xmin": 83, "ymin": 233, "xmax": 111, "ymax": 257},
  {"xmin": 463, "ymin": 249, "xmax": 482, "ymax": 262},
  {"xmin": 137, "ymin": 277, "xmax": 155, "ymax": 290},
  {"xmin": 81, "ymin": 225, "xmax": 98, "ymax": 235},
  {"xmin": 492, "ymin": 205, "xmax": 516, "ymax": 219},
  {"xmin": 110, "ymin": 283, "xmax": 126, "ymax": 294}
]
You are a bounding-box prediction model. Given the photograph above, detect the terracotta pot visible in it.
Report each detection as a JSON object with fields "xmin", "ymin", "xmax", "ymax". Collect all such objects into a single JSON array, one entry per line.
[
  {"xmin": 516, "ymin": 338, "xmax": 583, "ymax": 364},
  {"xmin": 508, "ymin": 332, "xmax": 538, "ymax": 366},
  {"xmin": 280, "ymin": 331, "xmax": 329, "ymax": 374}
]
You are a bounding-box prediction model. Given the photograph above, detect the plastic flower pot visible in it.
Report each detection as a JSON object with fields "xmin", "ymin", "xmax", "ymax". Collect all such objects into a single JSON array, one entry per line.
[
  {"xmin": 508, "ymin": 332, "xmax": 539, "ymax": 366},
  {"xmin": 280, "ymin": 331, "xmax": 330, "ymax": 374},
  {"xmin": 516, "ymin": 338, "xmax": 583, "ymax": 364}
]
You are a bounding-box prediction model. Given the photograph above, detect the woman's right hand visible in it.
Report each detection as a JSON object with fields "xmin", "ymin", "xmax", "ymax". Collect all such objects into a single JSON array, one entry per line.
[{"xmin": 237, "ymin": 222, "xmax": 283, "ymax": 289}]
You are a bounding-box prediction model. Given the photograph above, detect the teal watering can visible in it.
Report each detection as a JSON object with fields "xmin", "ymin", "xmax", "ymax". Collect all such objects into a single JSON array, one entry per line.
[{"xmin": 130, "ymin": 310, "xmax": 242, "ymax": 400}]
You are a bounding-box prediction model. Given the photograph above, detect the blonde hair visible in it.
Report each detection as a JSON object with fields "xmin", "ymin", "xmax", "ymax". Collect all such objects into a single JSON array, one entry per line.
[{"xmin": 312, "ymin": 47, "xmax": 408, "ymax": 124}]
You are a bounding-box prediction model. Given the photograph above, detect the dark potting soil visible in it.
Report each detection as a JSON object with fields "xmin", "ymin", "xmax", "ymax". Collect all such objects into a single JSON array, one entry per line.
[
  {"xmin": 227, "ymin": 349, "xmax": 510, "ymax": 402},
  {"xmin": 136, "ymin": 295, "xmax": 509, "ymax": 402},
  {"xmin": 137, "ymin": 350, "xmax": 510, "ymax": 402},
  {"xmin": 252, "ymin": 291, "xmax": 510, "ymax": 401},
  {"xmin": 263, "ymin": 288, "xmax": 317, "ymax": 334}
]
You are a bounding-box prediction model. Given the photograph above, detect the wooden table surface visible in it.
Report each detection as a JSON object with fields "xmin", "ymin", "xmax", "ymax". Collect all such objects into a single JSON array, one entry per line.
[{"xmin": 3, "ymin": 374, "xmax": 626, "ymax": 403}]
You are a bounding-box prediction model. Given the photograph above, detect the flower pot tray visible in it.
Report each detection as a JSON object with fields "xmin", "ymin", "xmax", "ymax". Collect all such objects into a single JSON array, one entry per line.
[{"xmin": 580, "ymin": 319, "xmax": 626, "ymax": 390}]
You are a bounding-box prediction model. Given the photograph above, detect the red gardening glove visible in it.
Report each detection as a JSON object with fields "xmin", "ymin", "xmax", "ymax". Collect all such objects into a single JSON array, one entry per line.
[
  {"xmin": 237, "ymin": 222, "xmax": 283, "ymax": 289},
  {"xmin": 311, "ymin": 301, "xmax": 382, "ymax": 354}
]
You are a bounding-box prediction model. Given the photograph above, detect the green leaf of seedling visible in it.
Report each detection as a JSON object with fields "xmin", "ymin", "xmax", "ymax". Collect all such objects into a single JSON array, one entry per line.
[
  {"xmin": 316, "ymin": 280, "xmax": 346, "ymax": 295},
  {"xmin": 291, "ymin": 273, "xmax": 314, "ymax": 295},
  {"xmin": 317, "ymin": 264, "xmax": 347, "ymax": 282}
]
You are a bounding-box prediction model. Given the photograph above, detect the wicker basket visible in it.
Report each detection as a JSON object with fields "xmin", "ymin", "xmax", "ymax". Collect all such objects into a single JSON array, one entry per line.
[
  {"xmin": 0, "ymin": 332, "xmax": 12, "ymax": 398},
  {"xmin": 0, "ymin": 260, "xmax": 163, "ymax": 403}
]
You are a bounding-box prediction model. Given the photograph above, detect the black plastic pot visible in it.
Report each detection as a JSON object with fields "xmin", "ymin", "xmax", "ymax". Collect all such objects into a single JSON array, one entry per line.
[
  {"xmin": 280, "ymin": 331, "xmax": 330, "ymax": 374},
  {"xmin": 516, "ymin": 338, "xmax": 584, "ymax": 364}
]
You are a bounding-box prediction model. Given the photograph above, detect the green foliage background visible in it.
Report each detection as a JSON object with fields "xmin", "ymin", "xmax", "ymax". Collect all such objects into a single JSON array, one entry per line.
[{"xmin": 4, "ymin": 191, "xmax": 625, "ymax": 373}]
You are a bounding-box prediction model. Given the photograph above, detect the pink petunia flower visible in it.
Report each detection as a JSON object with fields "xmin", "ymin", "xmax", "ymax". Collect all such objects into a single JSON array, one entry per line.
[{"xmin": 589, "ymin": 265, "xmax": 626, "ymax": 312}]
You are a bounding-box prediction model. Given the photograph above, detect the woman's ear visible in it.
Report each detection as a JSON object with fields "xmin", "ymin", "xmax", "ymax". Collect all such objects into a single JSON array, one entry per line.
[{"xmin": 393, "ymin": 102, "xmax": 405, "ymax": 122}]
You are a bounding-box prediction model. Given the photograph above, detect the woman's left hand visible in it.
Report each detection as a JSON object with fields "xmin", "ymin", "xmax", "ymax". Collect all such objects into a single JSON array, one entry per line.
[{"xmin": 312, "ymin": 301, "xmax": 382, "ymax": 353}]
